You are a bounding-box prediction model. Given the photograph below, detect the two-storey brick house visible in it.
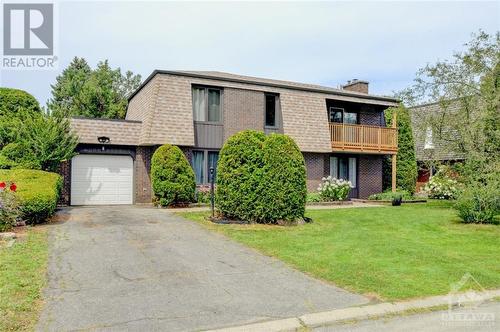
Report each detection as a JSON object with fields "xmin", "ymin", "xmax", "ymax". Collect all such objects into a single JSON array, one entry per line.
[{"xmin": 62, "ymin": 71, "xmax": 398, "ymax": 205}]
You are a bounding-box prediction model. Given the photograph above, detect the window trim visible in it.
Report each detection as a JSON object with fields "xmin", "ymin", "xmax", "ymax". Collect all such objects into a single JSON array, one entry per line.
[
  {"xmin": 264, "ymin": 93, "xmax": 280, "ymax": 129},
  {"xmin": 192, "ymin": 85, "xmax": 223, "ymax": 125},
  {"xmin": 192, "ymin": 149, "xmax": 220, "ymax": 184}
]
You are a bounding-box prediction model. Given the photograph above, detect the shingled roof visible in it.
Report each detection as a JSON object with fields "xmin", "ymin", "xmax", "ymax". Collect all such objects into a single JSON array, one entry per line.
[
  {"xmin": 70, "ymin": 117, "xmax": 142, "ymax": 146},
  {"xmin": 410, "ymin": 101, "xmax": 465, "ymax": 162}
]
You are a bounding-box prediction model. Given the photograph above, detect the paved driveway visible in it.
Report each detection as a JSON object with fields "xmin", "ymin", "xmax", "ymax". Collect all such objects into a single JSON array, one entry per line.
[{"xmin": 37, "ymin": 206, "xmax": 367, "ymax": 331}]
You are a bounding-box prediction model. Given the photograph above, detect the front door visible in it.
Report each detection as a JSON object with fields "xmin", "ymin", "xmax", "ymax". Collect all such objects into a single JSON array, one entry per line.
[{"xmin": 329, "ymin": 156, "xmax": 358, "ymax": 198}]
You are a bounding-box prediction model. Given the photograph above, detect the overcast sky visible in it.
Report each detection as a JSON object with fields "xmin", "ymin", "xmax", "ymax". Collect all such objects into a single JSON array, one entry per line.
[{"xmin": 1, "ymin": 1, "xmax": 499, "ymax": 107}]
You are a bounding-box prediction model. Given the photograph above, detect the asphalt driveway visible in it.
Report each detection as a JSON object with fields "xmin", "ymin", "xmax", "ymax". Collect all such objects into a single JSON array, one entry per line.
[{"xmin": 37, "ymin": 206, "xmax": 367, "ymax": 331}]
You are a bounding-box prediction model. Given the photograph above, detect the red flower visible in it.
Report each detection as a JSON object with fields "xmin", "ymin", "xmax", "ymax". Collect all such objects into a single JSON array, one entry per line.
[
  {"xmin": 10, "ymin": 183, "xmax": 17, "ymax": 192},
  {"xmin": 0, "ymin": 182, "xmax": 5, "ymax": 190}
]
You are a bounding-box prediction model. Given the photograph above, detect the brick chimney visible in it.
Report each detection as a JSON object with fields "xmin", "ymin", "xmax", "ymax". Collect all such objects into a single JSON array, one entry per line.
[{"xmin": 342, "ymin": 79, "xmax": 369, "ymax": 94}]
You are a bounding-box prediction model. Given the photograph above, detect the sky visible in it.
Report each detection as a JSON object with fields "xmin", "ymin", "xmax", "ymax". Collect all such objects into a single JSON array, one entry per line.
[{"xmin": 1, "ymin": 0, "xmax": 499, "ymax": 107}]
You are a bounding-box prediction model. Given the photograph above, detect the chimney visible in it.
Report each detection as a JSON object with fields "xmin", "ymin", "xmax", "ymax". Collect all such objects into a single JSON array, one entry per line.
[{"xmin": 342, "ymin": 79, "xmax": 369, "ymax": 94}]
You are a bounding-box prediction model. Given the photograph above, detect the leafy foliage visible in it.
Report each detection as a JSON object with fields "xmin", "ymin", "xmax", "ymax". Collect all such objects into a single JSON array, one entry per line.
[
  {"xmin": 0, "ymin": 114, "xmax": 78, "ymax": 172},
  {"xmin": 258, "ymin": 134, "xmax": 307, "ymax": 222},
  {"xmin": 0, "ymin": 169, "xmax": 62, "ymax": 224},
  {"xmin": 216, "ymin": 130, "xmax": 266, "ymax": 221},
  {"xmin": 151, "ymin": 144, "xmax": 196, "ymax": 206},
  {"xmin": 368, "ymin": 190, "xmax": 414, "ymax": 201},
  {"xmin": 424, "ymin": 166, "xmax": 460, "ymax": 200},
  {"xmin": 47, "ymin": 57, "xmax": 141, "ymax": 119},
  {"xmin": 317, "ymin": 176, "xmax": 351, "ymax": 201},
  {"xmin": 383, "ymin": 105, "xmax": 417, "ymax": 194},
  {"xmin": 216, "ymin": 130, "xmax": 306, "ymax": 223},
  {"xmin": 455, "ymin": 179, "xmax": 500, "ymax": 224}
]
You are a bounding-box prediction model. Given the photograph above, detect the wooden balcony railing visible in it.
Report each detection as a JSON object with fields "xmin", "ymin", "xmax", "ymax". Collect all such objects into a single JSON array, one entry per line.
[{"xmin": 330, "ymin": 123, "xmax": 398, "ymax": 153}]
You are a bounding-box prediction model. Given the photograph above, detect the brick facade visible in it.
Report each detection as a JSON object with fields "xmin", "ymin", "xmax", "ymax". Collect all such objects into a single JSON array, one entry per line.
[
  {"xmin": 135, "ymin": 146, "xmax": 155, "ymax": 204},
  {"xmin": 303, "ymin": 153, "xmax": 328, "ymax": 192},
  {"xmin": 57, "ymin": 160, "xmax": 71, "ymax": 205},
  {"xmin": 223, "ymin": 88, "xmax": 266, "ymax": 140},
  {"xmin": 358, "ymin": 155, "xmax": 383, "ymax": 199}
]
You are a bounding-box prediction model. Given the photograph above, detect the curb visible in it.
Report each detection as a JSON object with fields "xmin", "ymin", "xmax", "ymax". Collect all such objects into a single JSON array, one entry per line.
[{"xmin": 205, "ymin": 289, "xmax": 500, "ymax": 332}]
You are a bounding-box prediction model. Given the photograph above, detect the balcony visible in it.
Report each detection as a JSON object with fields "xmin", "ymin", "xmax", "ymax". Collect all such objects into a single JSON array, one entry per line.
[{"xmin": 329, "ymin": 123, "xmax": 398, "ymax": 154}]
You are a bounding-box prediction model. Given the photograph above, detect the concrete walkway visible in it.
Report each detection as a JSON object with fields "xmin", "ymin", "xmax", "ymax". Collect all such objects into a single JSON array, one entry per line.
[{"xmin": 37, "ymin": 206, "xmax": 367, "ymax": 332}]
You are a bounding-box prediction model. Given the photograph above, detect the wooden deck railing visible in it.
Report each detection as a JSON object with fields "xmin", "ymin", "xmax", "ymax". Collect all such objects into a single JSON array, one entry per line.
[{"xmin": 330, "ymin": 123, "xmax": 398, "ymax": 153}]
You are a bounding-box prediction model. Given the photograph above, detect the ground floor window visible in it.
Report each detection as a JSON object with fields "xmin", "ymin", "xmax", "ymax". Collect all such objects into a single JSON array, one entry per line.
[
  {"xmin": 330, "ymin": 156, "xmax": 357, "ymax": 188},
  {"xmin": 192, "ymin": 150, "xmax": 219, "ymax": 184}
]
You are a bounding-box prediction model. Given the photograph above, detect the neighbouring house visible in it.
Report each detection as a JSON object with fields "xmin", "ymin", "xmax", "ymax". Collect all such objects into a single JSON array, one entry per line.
[
  {"xmin": 60, "ymin": 71, "xmax": 399, "ymax": 205},
  {"xmin": 410, "ymin": 100, "xmax": 465, "ymax": 191}
]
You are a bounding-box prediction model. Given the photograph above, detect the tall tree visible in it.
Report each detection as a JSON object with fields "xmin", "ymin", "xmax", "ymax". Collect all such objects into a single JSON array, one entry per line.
[
  {"xmin": 383, "ymin": 105, "xmax": 418, "ymax": 193},
  {"xmin": 48, "ymin": 57, "xmax": 141, "ymax": 119}
]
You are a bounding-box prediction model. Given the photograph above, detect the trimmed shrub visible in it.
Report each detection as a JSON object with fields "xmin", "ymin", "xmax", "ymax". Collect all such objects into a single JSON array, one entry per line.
[
  {"xmin": 306, "ymin": 192, "xmax": 322, "ymax": 203},
  {"xmin": 0, "ymin": 169, "xmax": 62, "ymax": 224},
  {"xmin": 216, "ymin": 130, "xmax": 266, "ymax": 221},
  {"xmin": 317, "ymin": 176, "xmax": 351, "ymax": 201},
  {"xmin": 151, "ymin": 144, "xmax": 195, "ymax": 206},
  {"xmin": 383, "ymin": 106, "xmax": 418, "ymax": 194},
  {"xmin": 258, "ymin": 134, "xmax": 307, "ymax": 222},
  {"xmin": 216, "ymin": 131, "xmax": 307, "ymax": 223},
  {"xmin": 455, "ymin": 180, "xmax": 500, "ymax": 224}
]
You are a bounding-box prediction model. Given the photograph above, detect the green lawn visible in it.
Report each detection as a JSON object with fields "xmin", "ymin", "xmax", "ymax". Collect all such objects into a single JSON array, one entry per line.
[
  {"xmin": 0, "ymin": 229, "xmax": 49, "ymax": 331},
  {"xmin": 177, "ymin": 201, "xmax": 500, "ymax": 301}
]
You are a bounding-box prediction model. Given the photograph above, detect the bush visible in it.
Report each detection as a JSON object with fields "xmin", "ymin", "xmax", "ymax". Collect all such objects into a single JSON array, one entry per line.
[
  {"xmin": 455, "ymin": 181, "xmax": 500, "ymax": 224},
  {"xmin": 0, "ymin": 169, "xmax": 61, "ymax": 224},
  {"xmin": 195, "ymin": 187, "xmax": 212, "ymax": 204},
  {"xmin": 0, "ymin": 183, "xmax": 20, "ymax": 231},
  {"xmin": 216, "ymin": 130, "xmax": 266, "ymax": 221},
  {"xmin": 306, "ymin": 192, "xmax": 322, "ymax": 203},
  {"xmin": 424, "ymin": 166, "xmax": 460, "ymax": 200},
  {"xmin": 317, "ymin": 176, "xmax": 351, "ymax": 201},
  {"xmin": 368, "ymin": 190, "xmax": 414, "ymax": 201},
  {"xmin": 258, "ymin": 134, "xmax": 307, "ymax": 222},
  {"xmin": 216, "ymin": 130, "xmax": 307, "ymax": 223},
  {"xmin": 151, "ymin": 144, "xmax": 195, "ymax": 206},
  {"xmin": 0, "ymin": 87, "xmax": 41, "ymax": 116}
]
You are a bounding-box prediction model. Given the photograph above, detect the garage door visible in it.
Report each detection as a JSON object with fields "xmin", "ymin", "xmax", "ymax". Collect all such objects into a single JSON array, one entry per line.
[{"xmin": 71, "ymin": 154, "xmax": 133, "ymax": 205}]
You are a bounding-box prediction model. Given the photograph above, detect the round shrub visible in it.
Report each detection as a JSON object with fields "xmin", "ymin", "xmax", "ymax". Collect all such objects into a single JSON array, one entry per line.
[
  {"xmin": 455, "ymin": 180, "xmax": 500, "ymax": 224},
  {"xmin": 151, "ymin": 144, "xmax": 195, "ymax": 206},
  {"xmin": 216, "ymin": 130, "xmax": 307, "ymax": 223},
  {"xmin": 258, "ymin": 134, "xmax": 307, "ymax": 222},
  {"xmin": 216, "ymin": 130, "xmax": 266, "ymax": 221}
]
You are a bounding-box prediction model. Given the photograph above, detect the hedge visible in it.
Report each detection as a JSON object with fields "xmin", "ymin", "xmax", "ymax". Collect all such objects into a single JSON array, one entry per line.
[
  {"xmin": 151, "ymin": 144, "xmax": 196, "ymax": 206},
  {"xmin": 216, "ymin": 130, "xmax": 307, "ymax": 223},
  {"xmin": 0, "ymin": 169, "xmax": 62, "ymax": 224},
  {"xmin": 216, "ymin": 130, "xmax": 266, "ymax": 221}
]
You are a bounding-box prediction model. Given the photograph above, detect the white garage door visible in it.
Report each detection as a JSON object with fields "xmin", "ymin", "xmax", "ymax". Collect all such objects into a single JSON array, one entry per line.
[{"xmin": 71, "ymin": 154, "xmax": 133, "ymax": 205}]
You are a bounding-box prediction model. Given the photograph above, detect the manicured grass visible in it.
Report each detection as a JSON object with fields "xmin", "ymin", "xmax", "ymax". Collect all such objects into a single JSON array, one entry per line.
[
  {"xmin": 0, "ymin": 229, "xmax": 49, "ymax": 331},
  {"xmin": 177, "ymin": 201, "xmax": 500, "ymax": 300}
]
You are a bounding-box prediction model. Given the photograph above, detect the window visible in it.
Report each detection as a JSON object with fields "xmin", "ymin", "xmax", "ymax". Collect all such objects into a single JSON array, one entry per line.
[
  {"xmin": 330, "ymin": 156, "xmax": 357, "ymax": 188},
  {"xmin": 329, "ymin": 107, "xmax": 358, "ymax": 124},
  {"xmin": 192, "ymin": 150, "xmax": 219, "ymax": 184},
  {"xmin": 192, "ymin": 87, "xmax": 221, "ymax": 122},
  {"xmin": 265, "ymin": 94, "xmax": 277, "ymax": 127},
  {"xmin": 424, "ymin": 126, "xmax": 434, "ymax": 149}
]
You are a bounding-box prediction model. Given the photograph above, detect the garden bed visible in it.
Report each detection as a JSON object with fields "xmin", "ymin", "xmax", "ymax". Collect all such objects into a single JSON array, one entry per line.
[{"xmin": 353, "ymin": 198, "xmax": 427, "ymax": 204}]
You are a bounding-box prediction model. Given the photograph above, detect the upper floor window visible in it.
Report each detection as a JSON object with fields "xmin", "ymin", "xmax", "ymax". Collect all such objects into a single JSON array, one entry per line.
[
  {"xmin": 329, "ymin": 107, "xmax": 358, "ymax": 124},
  {"xmin": 424, "ymin": 126, "xmax": 434, "ymax": 149},
  {"xmin": 192, "ymin": 87, "xmax": 221, "ymax": 122},
  {"xmin": 265, "ymin": 94, "xmax": 278, "ymax": 127}
]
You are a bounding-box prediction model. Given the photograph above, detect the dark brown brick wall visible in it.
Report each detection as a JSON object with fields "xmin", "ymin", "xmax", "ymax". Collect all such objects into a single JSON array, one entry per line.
[
  {"xmin": 57, "ymin": 160, "xmax": 71, "ymax": 205},
  {"xmin": 358, "ymin": 155, "xmax": 383, "ymax": 198},
  {"xmin": 303, "ymin": 152, "xmax": 329, "ymax": 192},
  {"xmin": 135, "ymin": 146, "xmax": 155, "ymax": 203}
]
